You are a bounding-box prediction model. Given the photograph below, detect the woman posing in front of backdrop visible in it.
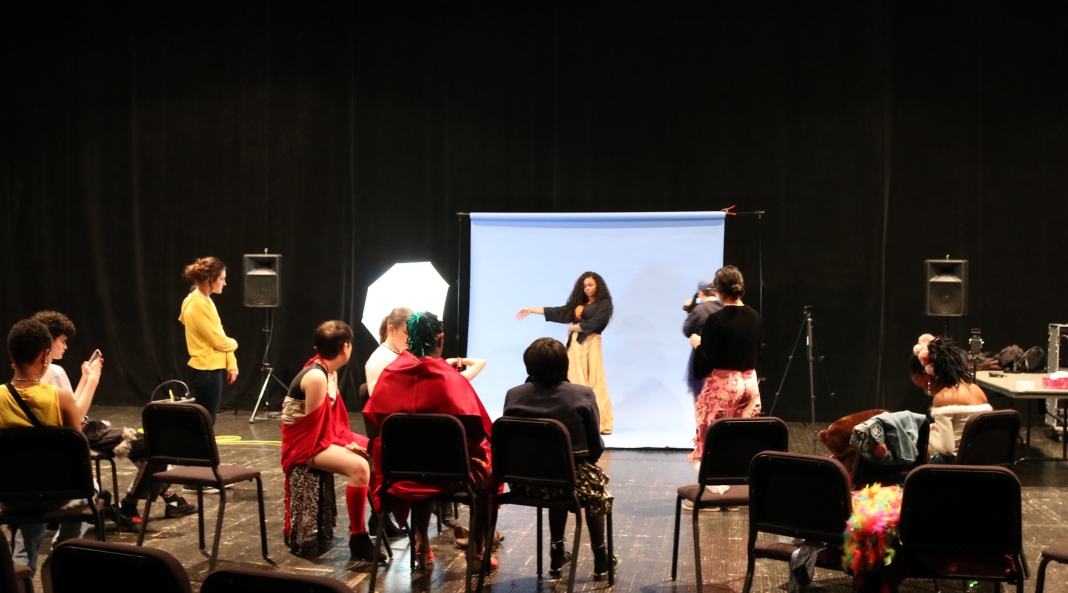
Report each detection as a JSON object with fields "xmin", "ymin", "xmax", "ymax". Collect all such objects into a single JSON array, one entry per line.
[
  {"xmin": 691, "ymin": 265, "xmax": 762, "ymax": 461},
  {"xmin": 516, "ymin": 272, "xmax": 615, "ymax": 434},
  {"xmin": 179, "ymin": 256, "xmax": 238, "ymax": 423}
]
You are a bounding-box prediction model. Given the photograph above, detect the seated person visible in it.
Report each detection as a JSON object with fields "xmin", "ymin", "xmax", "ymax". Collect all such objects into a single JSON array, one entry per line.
[
  {"xmin": 503, "ymin": 337, "xmax": 618, "ymax": 581},
  {"xmin": 280, "ymin": 321, "xmax": 380, "ymax": 561},
  {"xmin": 364, "ymin": 312, "xmax": 495, "ymax": 571},
  {"xmin": 0, "ymin": 319, "xmax": 83, "ymax": 575},
  {"xmin": 911, "ymin": 334, "xmax": 991, "ymax": 463},
  {"xmin": 31, "ymin": 311, "xmax": 196, "ymax": 530}
]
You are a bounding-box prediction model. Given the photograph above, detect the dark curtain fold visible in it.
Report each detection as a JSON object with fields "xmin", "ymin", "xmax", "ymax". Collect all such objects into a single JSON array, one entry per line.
[{"xmin": 3, "ymin": 1, "xmax": 1066, "ymax": 421}]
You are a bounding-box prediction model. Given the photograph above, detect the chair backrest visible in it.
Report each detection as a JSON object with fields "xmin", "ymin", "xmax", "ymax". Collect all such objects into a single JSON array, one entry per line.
[
  {"xmin": 492, "ymin": 417, "xmax": 576, "ymax": 490},
  {"xmin": 51, "ymin": 538, "xmax": 193, "ymax": 593},
  {"xmin": 202, "ymin": 566, "xmax": 351, "ymax": 593},
  {"xmin": 0, "ymin": 427, "xmax": 96, "ymax": 503},
  {"xmin": 899, "ymin": 465, "xmax": 1021, "ymax": 555},
  {"xmin": 955, "ymin": 409, "xmax": 1020, "ymax": 466},
  {"xmin": 748, "ymin": 451, "xmax": 852, "ymax": 543},
  {"xmin": 142, "ymin": 402, "xmax": 220, "ymax": 467},
  {"xmin": 380, "ymin": 413, "xmax": 470, "ymax": 484},
  {"xmin": 851, "ymin": 418, "xmax": 930, "ymax": 487},
  {"xmin": 698, "ymin": 417, "xmax": 789, "ymax": 486}
]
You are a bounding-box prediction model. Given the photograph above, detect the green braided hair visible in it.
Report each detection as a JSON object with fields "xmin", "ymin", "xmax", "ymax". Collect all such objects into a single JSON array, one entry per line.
[{"xmin": 406, "ymin": 311, "xmax": 444, "ymax": 358}]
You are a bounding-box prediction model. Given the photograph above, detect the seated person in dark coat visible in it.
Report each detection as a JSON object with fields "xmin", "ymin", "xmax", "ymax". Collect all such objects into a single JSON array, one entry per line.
[{"xmin": 502, "ymin": 337, "xmax": 618, "ymax": 581}]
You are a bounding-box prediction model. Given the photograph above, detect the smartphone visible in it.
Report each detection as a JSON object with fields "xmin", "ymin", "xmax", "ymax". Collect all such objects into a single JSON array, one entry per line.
[{"xmin": 89, "ymin": 349, "xmax": 101, "ymax": 364}]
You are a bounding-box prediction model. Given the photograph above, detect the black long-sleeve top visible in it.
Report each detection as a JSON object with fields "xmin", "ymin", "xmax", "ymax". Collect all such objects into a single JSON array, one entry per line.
[
  {"xmin": 544, "ymin": 299, "xmax": 612, "ymax": 346},
  {"xmin": 503, "ymin": 380, "xmax": 605, "ymax": 462},
  {"xmin": 694, "ymin": 305, "xmax": 761, "ymax": 377}
]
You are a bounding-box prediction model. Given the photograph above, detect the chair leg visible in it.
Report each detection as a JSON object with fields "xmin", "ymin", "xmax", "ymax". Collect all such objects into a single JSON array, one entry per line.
[
  {"xmin": 197, "ymin": 488, "xmax": 205, "ymax": 550},
  {"xmin": 742, "ymin": 540, "xmax": 755, "ymax": 593},
  {"xmin": 137, "ymin": 492, "xmax": 157, "ymax": 546},
  {"xmin": 109, "ymin": 460, "xmax": 120, "ymax": 531},
  {"xmin": 536, "ymin": 506, "xmax": 543, "ymax": 579},
  {"xmin": 19, "ymin": 572, "xmax": 33, "ymax": 593},
  {"xmin": 368, "ymin": 507, "xmax": 389, "ymax": 592},
  {"xmin": 1035, "ymin": 557, "xmax": 1052, "ymax": 593},
  {"xmin": 208, "ymin": 487, "xmax": 226, "ymax": 572},
  {"xmin": 671, "ymin": 495, "xmax": 682, "ymax": 580},
  {"xmin": 93, "ymin": 504, "xmax": 106, "ymax": 542},
  {"xmin": 565, "ymin": 507, "xmax": 582, "ymax": 593},
  {"xmin": 607, "ymin": 510, "xmax": 614, "ymax": 587},
  {"xmin": 1020, "ymin": 548, "xmax": 1030, "ymax": 579},
  {"xmin": 692, "ymin": 501, "xmax": 703, "ymax": 593},
  {"xmin": 476, "ymin": 501, "xmax": 495, "ymax": 593},
  {"xmin": 254, "ymin": 477, "xmax": 268, "ymax": 559}
]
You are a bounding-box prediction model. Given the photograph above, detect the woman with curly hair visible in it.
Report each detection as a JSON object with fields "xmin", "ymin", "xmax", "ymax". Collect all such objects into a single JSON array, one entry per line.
[
  {"xmin": 691, "ymin": 265, "xmax": 762, "ymax": 461},
  {"xmin": 364, "ymin": 312, "xmax": 496, "ymax": 571},
  {"xmin": 516, "ymin": 272, "xmax": 615, "ymax": 434},
  {"xmin": 910, "ymin": 334, "xmax": 990, "ymax": 463},
  {"xmin": 178, "ymin": 256, "xmax": 238, "ymax": 422}
]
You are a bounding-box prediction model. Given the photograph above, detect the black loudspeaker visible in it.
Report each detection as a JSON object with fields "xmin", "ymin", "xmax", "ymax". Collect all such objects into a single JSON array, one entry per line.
[
  {"xmin": 244, "ymin": 254, "xmax": 281, "ymax": 307},
  {"xmin": 925, "ymin": 259, "xmax": 967, "ymax": 317}
]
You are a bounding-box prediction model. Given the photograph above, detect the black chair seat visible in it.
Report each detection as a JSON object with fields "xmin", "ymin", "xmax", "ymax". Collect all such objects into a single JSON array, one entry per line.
[
  {"xmin": 753, "ymin": 541, "xmax": 842, "ymax": 568},
  {"xmin": 495, "ymin": 492, "xmax": 580, "ymax": 511},
  {"xmin": 153, "ymin": 465, "xmax": 261, "ymax": 486},
  {"xmin": 677, "ymin": 484, "xmax": 749, "ymax": 507},
  {"xmin": 1, "ymin": 498, "xmax": 107, "ymax": 523},
  {"xmin": 907, "ymin": 552, "xmax": 1019, "ymax": 580},
  {"xmin": 1042, "ymin": 542, "xmax": 1068, "ymax": 563}
]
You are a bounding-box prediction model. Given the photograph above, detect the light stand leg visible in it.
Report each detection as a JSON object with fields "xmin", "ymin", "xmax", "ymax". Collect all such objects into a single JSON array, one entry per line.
[
  {"xmin": 806, "ymin": 314, "xmax": 818, "ymax": 452},
  {"xmin": 248, "ymin": 308, "xmax": 284, "ymax": 423},
  {"xmin": 770, "ymin": 316, "xmax": 808, "ymax": 416},
  {"xmin": 249, "ymin": 365, "xmax": 275, "ymax": 423}
]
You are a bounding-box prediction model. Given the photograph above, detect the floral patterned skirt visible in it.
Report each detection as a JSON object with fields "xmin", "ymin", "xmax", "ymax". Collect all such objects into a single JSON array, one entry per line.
[
  {"xmin": 509, "ymin": 461, "xmax": 614, "ymax": 516},
  {"xmin": 691, "ymin": 369, "xmax": 762, "ymax": 461}
]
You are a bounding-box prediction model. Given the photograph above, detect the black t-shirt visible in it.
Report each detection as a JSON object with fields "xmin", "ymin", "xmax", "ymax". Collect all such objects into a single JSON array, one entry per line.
[{"xmin": 695, "ymin": 305, "xmax": 761, "ymax": 375}]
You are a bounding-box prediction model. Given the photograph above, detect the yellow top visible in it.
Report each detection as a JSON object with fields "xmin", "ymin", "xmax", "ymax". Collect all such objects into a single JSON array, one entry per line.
[
  {"xmin": 0, "ymin": 382, "xmax": 63, "ymax": 427},
  {"xmin": 179, "ymin": 292, "xmax": 238, "ymax": 371}
]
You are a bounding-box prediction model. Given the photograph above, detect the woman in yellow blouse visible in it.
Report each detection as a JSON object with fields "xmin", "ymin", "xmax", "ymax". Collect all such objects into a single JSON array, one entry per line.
[{"xmin": 179, "ymin": 256, "xmax": 238, "ymax": 422}]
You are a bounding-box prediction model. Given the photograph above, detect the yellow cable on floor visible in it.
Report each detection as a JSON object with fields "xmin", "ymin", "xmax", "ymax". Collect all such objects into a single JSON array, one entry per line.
[{"xmin": 214, "ymin": 435, "xmax": 281, "ymax": 445}]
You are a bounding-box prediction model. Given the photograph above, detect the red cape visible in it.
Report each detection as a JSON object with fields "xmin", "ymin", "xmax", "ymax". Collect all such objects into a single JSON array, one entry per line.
[{"xmin": 363, "ymin": 352, "xmax": 493, "ymax": 506}]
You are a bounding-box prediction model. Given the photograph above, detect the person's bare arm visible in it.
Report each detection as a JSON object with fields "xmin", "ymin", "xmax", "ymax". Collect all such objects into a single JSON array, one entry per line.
[
  {"xmin": 74, "ymin": 354, "xmax": 103, "ymax": 419},
  {"xmin": 56, "ymin": 388, "xmax": 82, "ymax": 429},
  {"xmin": 300, "ymin": 369, "xmax": 328, "ymax": 416},
  {"xmin": 515, "ymin": 307, "xmax": 545, "ymax": 320}
]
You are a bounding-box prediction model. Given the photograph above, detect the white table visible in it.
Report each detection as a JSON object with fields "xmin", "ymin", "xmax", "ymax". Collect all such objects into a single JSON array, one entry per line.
[{"xmin": 974, "ymin": 370, "xmax": 1068, "ymax": 462}]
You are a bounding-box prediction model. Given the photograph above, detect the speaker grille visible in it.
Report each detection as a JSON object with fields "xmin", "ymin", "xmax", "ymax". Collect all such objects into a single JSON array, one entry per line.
[
  {"xmin": 928, "ymin": 280, "xmax": 963, "ymax": 315},
  {"xmin": 925, "ymin": 259, "xmax": 967, "ymax": 317},
  {"xmin": 244, "ymin": 254, "xmax": 282, "ymax": 308}
]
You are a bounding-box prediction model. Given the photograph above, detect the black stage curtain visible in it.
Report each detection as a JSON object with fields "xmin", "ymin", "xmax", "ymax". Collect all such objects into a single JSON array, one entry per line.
[{"xmin": 3, "ymin": 1, "xmax": 1066, "ymax": 421}]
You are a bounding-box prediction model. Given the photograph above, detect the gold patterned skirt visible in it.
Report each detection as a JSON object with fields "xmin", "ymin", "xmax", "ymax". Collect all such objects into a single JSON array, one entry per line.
[
  {"xmin": 509, "ymin": 460, "xmax": 614, "ymax": 516},
  {"xmin": 568, "ymin": 332, "xmax": 614, "ymax": 433}
]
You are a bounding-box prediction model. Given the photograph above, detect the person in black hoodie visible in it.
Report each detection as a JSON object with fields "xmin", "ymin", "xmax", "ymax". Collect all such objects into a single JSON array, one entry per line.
[{"xmin": 503, "ymin": 337, "xmax": 618, "ymax": 581}]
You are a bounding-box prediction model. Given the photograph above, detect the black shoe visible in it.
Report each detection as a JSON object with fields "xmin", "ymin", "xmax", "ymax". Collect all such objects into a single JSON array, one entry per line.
[
  {"xmin": 163, "ymin": 492, "xmax": 198, "ymax": 518},
  {"xmin": 592, "ymin": 545, "xmax": 619, "ymax": 582},
  {"xmin": 549, "ymin": 540, "xmax": 572, "ymax": 580},
  {"xmin": 368, "ymin": 512, "xmax": 407, "ymax": 540},
  {"xmin": 119, "ymin": 499, "xmax": 144, "ymax": 532},
  {"xmin": 350, "ymin": 533, "xmax": 386, "ymax": 562}
]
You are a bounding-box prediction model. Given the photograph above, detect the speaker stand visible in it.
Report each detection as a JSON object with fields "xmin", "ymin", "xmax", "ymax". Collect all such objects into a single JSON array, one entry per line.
[{"xmin": 249, "ymin": 308, "xmax": 287, "ymax": 423}]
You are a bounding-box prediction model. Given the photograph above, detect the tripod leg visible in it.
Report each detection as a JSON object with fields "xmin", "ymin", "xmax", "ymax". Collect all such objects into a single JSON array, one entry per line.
[
  {"xmin": 249, "ymin": 367, "xmax": 274, "ymax": 423},
  {"xmin": 769, "ymin": 317, "xmax": 809, "ymax": 416}
]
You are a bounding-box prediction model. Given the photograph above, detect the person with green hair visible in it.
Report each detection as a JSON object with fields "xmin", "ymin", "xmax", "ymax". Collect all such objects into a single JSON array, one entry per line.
[{"xmin": 363, "ymin": 312, "xmax": 497, "ymax": 572}]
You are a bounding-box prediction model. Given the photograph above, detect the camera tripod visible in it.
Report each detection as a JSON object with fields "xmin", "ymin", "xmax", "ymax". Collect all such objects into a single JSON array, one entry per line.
[
  {"xmin": 249, "ymin": 308, "xmax": 288, "ymax": 423},
  {"xmin": 770, "ymin": 305, "xmax": 835, "ymax": 450}
]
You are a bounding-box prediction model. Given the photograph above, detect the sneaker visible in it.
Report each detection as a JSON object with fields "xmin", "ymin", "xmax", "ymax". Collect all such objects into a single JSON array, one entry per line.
[
  {"xmin": 349, "ymin": 533, "xmax": 386, "ymax": 562},
  {"xmin": 681, "ymin": 500, "xmax": 722, "ymax": 512},
  {"xmin": 182, "ymin": 485, "xmax": 220, "ymax": 494},
  {"xmin": 119, "ymin": 499, "xmax": 144, "ymax": 532},
  {"xmin": 163, "ymin": 493, "xmax": 199, "ymax": 518}
]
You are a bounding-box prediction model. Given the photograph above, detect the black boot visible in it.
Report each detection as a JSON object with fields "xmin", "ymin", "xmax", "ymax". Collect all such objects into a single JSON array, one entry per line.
[
  {"xmin": 350, "ymin": 533, "xmax": 386, "ymax": 562},
  {"xmin": 593, "ymin": 545, "xmax": 619, "ymax": 582},
  {"xmin": 369, "ymin": 512, "xmax": 407, "ymax": 539},
  {"xmin": 549, "ymin": 540, "xmax": 572, "ymax": 579}
]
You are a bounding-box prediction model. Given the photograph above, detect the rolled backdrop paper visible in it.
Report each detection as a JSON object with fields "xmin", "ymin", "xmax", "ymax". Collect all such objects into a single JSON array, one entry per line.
[{"xmin": 468, "ymin": 211, "xmax": 726, "ymax": 448}]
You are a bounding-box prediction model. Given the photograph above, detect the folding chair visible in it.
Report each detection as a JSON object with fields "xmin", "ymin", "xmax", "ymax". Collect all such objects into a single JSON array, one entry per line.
[
  {"xmin": 1036, "ymin": 540, "xmax": 1068, "ymax": 593},
  {"xmin": 52, "ymin": 538, "xmax": 191, "ymax": 593},
  {"xmin": 955, "ymin": 409, "xmax": 1021, "ymax": 466},
  {"xmin": 671, "ymin": 417, "xmax": 789, "ymax": 592},
  {"xmin": 898, "ymin": 464, "xmax": 1024, "ymax": 593},
  {"xmin": 491, "ymin": 417, "xmax": 614, "ymax": 592},
  {"xmin": 135, "ymin": 402, "xmax": 268, "ymax": 573},
  {"xmin": 202, "ymin": 566, "xmax": 351, "ymax": 593},
  {"xmin": 368, "ymin": 413, "xmax": 489, "ymax": 593},
  {"xmin": 0, "ymin": 428, "xmax": 106, "ymax": 548},
  {"xmin": 743, "ymin": 452, "xmax": 852, "ymax": 593}
]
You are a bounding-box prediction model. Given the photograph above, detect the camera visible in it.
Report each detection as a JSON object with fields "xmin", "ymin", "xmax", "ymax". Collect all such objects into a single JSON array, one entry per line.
[{"xmin": 969, "ymin": 328, "xmax": 983, "ymax": 356}]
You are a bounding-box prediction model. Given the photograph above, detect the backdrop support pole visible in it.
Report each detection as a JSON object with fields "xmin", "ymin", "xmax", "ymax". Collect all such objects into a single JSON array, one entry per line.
[{"xmin": 456, "ymin": 213, "xmax": 470, "ymax": 359}]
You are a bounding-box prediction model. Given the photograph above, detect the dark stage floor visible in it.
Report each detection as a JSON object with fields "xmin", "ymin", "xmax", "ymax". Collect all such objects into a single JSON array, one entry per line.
[{"xmin": 9, "ymin": 406, "xmax": 1068, "ymax": 593}]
